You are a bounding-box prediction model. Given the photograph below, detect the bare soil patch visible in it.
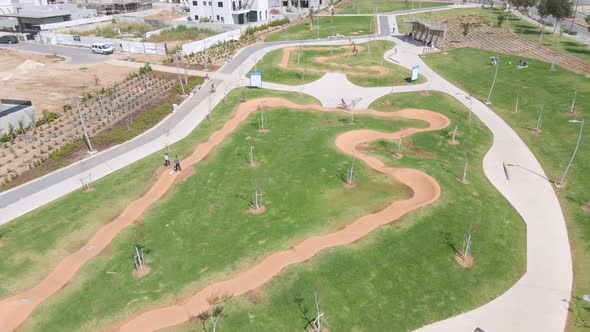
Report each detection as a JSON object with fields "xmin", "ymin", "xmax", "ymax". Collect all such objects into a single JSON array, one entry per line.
[
  {"xmin": 144, "ymin": 10, "xmax": 187, "ymax": 20},
  {"xmin": 132, "ymin": 265, "xmax": 151, "ymax": 278},
  {"xmin": 344, "ymin": 181, "xmax": 360, "ymax": 189},
  {"xmin": 456, "ymin": 177, "xmax": 470, "ymax": 185},
  {"xmin": 0, "ymin": 49, "xmax": 134, "ymax": 115},
  {"xmin": 248, "ymin": 206, "xmax": 267, "ymax": 215},
  {"xmin": 455, "ymin": 254, "xmax": 474, "ymax": 268}
]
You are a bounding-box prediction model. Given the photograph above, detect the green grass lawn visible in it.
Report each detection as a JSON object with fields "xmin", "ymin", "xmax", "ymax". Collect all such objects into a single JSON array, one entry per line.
[
  {"xmin": 73, "ymin": 22, "xmax": 158, "ymax": 38},
  {"xmin": 423, "ymin": 47, "xmax": 590, "ymax": 331},
  {"xmin": 339, "ymin": 0, "xmax": 450, "ymax": 14},
  {"xmin": 265, "ymin": 16, "xmax": 375, "ymax": 42},
  {"xmin": 145, "ymin": 25, "xmax": 217, "ymax": 43},
  {"xmin": 396, "ymin": 8, "xmax": 590, "ymax": 63},
  {"xmin": 164, "ymin": 91, "xmax": 526, "ymax": 332},
  {"xmin": 19, "ymin": 90, "xmax": 427, "ymax": 332},
  {"xmin": 249, "ymin": 41, "xmax": 424, "ymax": 86}
]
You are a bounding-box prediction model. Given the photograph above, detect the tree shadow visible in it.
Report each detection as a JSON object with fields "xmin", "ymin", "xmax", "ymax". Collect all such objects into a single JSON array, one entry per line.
[
  {"xmin": 235, "ymin": 193, "xmax": 253, "ymax": 206},
  {"xmin": 294, "ymin": 295, "xmax": 316, "ymax": 331},
  {"xmin": 441, "ymin": 231, "xmax": 462, "ymax": 258}
]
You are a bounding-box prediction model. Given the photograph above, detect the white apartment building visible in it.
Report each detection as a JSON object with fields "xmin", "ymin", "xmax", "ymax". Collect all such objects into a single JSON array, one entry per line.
[
  {"xmin": 189, "ymin": 0, "xmax": 268, "ymax": 24},
  {"xmin": 0, "ymin": 0, "xmax": 47, "ymax": 14}
]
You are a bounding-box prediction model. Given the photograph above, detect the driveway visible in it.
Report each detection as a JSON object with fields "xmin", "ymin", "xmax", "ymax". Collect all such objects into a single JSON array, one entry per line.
[{"xmin": 0, "ymin": 42, "xmax": 119, "ymax": 65}]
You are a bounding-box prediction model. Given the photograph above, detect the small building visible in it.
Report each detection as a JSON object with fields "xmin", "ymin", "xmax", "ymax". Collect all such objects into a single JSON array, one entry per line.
[
  {"xmin": 0, "ymin": 9, "xmax": 71, "ymax": 32},
  {"xmin": 189, "ymin": 0, "xmax": 269, "ymax": 24},
  {"xmin": 0, "ymin": 99, "xmax": 35, "ymax": 133}
]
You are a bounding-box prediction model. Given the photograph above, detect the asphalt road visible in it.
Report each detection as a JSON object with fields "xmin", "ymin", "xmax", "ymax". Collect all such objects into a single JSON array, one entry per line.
[{"xmin": 0, "ymin": 42, "xmax": 118, "ymax": 65}]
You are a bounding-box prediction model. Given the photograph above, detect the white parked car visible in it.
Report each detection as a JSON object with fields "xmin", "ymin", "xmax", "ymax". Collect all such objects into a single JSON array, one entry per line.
[{"xmin": 91, "ymin": 43, "xmax": 114, "ymax": 55}]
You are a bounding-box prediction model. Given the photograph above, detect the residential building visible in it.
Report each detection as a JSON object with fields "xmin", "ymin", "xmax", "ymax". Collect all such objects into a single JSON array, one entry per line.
[{"xmin": 189, "ymin": 0, "xmax": 269, "ymax": 24}]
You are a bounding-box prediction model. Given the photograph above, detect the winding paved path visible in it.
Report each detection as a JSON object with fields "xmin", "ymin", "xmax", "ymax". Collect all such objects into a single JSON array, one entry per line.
[{"xmin": 0, "ymin": 7, "xmax": 573, "ymax": 332}]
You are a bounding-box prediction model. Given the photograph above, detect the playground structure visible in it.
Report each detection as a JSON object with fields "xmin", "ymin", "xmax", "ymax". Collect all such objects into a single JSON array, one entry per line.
[{"xmin": 406, "ymin": 19, "xmax": 447, "ymax": 48}]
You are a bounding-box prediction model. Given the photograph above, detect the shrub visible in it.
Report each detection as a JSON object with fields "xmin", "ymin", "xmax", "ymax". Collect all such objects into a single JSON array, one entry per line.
[
  {"xmin": 561, "ymin": 27, "xmax": 578, "ymax": 35},
  {"xmin": 244, "ymin": 18, "xmax": 290, "ymax": 36},
  {"xmin": 540, "ymin": 19, "xmax": 554, "ymax": 27},
  {"xmin": 36, "ymin": 111, "xmax": 60, "ymax": 127}
]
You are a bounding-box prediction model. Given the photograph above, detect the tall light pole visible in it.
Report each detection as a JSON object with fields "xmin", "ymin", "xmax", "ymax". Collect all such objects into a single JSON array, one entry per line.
[
  {"xmin": 570, "ymin": 0, "xmax": 580, "ymax": 32},
  {"xmin": 485, "ymin": 56, "xmax": 499, "ymax": 104},
  {"xmin": 76, "ymin": 96, "xmax": 94, "ymax": 154},
  {"xmin": 175, "ymin": 50, "xmax": 186, "ymax": 95},
  {"xmin": 557, "ymin": 118, "xmax": 584, "ymax": 186}
]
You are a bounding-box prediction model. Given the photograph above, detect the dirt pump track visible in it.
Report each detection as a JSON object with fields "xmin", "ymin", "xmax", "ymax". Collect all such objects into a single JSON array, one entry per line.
[
  {"xmin": 0, "ymin": 97, "xmax": 449, "ymax": 332},
  {"xmin": 279, "ymin": 45, "xmax": 391, "ymax": 76}
]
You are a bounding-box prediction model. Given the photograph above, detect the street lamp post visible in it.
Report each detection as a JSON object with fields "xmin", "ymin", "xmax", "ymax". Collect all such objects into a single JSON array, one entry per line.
[
  {"xmin": 76, "ymin": 96, "xmax": 94, "ymax": 154},
  {"xmin": 175, "ymin": 50, "xmax": 186, "ymax": 95},
  {"xmin": 485, "ymin": 56, "xmax": 500, "ymax": 104},
  {"xmin": 557, "ymin": 119, "xmax": 584, "ymax": 186}
]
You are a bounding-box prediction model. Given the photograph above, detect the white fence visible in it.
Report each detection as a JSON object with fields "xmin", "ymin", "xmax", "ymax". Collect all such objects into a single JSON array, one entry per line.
[
  {"xmin": 39, "ymin": 16, "xmax": 113, "ymax": 31},
  {"xmin": 39, "ymin": 31, "xmax": 168, "ymax": 55},
  {"xmin": 180, "ymin": 17, "xmax": 288, "ymax": 55},
  {"xmin": 181, "ymin": 28, "xmax": 241, "ymax": 55}
]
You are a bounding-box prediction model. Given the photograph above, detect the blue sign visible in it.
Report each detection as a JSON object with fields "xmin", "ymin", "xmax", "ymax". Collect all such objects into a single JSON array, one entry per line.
[
  {"xmin": 250, "ymin": 72, "xmax": 262, "ymax": 88},
  {"xmin": 411, "ymin": 65, "xmax": 419, "ymax": 82}
]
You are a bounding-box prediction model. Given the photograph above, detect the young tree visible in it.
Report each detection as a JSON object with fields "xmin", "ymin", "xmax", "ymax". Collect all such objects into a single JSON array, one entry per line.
[
  {"xmin": 198, "ymin": 294, "xmax": 232, "ymax": 332},
  {"xmin": 508, "ymin": 0, "xmax": 538, "ymax": 10},
  {"xmin": 346, "ymin": 158, "xmax": 356, "ymax": 185},
  {"xmin": 330, "ymin": 5, "xmax": 335, "ymax": 23},
  {"xmin": 538, "ymin": 0, "xmax": 575, "ymax": 33},
  {"xmin": 28, "ymin": 112, "xmax": 37, "ymax": 134},
  {"xmin": 497, "ymin": 13, "xmax": 506, "ymax": 26},
  {"xmin": 462, "ymin": 224, "xmax": 473, "ymax": 260},
  {"xmin": 309, "ymin": 8, "xmax": 314, "ymax": 30}
]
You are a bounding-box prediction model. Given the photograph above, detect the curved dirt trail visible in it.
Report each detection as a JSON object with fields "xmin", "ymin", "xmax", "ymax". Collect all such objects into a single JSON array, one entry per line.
[
  {"xmin": 115, "ymin": 99, "xmax": 450, "ymax": 332},
  {"xmin": 280, "ymin": 46, "xmax": 390, "ymax": 76},
  {"xmin": 0, "ymin": 97, "xmax": 448, "ymax": 332}
]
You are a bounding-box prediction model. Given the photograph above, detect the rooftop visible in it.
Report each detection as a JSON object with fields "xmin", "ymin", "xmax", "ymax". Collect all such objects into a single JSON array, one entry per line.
[{"xmin": 0, "ymin": 10, "xmax": 71, "ymax": 19}]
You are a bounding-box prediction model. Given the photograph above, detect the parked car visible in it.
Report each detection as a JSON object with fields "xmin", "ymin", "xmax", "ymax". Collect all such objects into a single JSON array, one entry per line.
[
  {"xmin": 0, "ymin": 35, "xmax": 18, "ymax": 44},
  {"xmin": 91, "ymin": 42, "xmax": 114, "ymax": 55}
]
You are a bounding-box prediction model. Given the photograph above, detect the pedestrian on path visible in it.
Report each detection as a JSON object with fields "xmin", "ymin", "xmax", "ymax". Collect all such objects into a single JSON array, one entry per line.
[
  {"xmin": 164, "ymin": 153, "xmax": 170, "ymax": 167},
  {"xmin": 174, "ymin": 155, "xmax": 181, "ymax": 172}
]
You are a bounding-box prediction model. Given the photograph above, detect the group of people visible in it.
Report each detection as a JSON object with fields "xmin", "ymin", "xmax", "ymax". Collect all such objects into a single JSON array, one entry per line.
[
  {"xmin": 164, "ymin": 153, "xmax": 181, "ymax": 172},
  {"xmin": 516, "ymin": 59, "xmax": 528, "ymax": 68}
]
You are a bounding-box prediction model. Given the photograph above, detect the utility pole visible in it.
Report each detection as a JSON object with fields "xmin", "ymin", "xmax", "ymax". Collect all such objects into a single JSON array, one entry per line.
[
  {"xmin": 76, "ymin": 96, "xmax": 94, "ymax": 153},
  {"xmin": 175, "ymin": 50, "xmax": 186, "ymax": 95},
  {"xmin": 570, "ymin": 0, "xmax": 580, "ymax": 32},
  {"xmin": 557, "ymin": 119, "xmax": 584, "ymax": 186},
  {"xmin": 570, "ymin": 88, "xmax": 577, "ymax": 114},
  {"xmin": 485, "ymin": 56, "xmax": 499, "ymax": 104}
]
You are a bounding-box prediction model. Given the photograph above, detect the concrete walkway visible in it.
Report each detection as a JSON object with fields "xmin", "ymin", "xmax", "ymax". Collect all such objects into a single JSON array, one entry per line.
[
  {"xmin": 0, "ymin": 9, "xmax": 572, "ymax": 332},
  {"xmin": 233, "ymin": 24, "xmax": 572, "ymax": 332}
]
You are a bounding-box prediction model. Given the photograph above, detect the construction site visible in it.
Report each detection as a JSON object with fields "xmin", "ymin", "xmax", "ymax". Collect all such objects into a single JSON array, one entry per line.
[{"xmin": 72, "ymin": 0, "xmax": 153, "ymax": 15}]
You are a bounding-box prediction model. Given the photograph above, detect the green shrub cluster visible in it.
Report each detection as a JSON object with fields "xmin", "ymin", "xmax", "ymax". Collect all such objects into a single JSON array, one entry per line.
[{"xmin": 244, "ymin": 18, "xmax": 290, "ymax": 36}]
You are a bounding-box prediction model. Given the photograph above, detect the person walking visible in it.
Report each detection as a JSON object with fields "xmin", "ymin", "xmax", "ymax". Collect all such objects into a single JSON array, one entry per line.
[
  {"xmin": 174, "ymin": 155, "xmax": 181, "ymax": 172},
  {"xmin": 164, "ymin": 153, "xmax": 170, "ymax": 167}
]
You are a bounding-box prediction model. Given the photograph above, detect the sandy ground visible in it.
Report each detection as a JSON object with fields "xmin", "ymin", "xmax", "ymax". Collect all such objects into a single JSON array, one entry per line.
[
  {"xmin": 0, "ymin": 49, "xmax": 135, "ymax": 115},
  {"xmin": 0, "ymin": 98, "xmax": 449, "ymax": 332},
  {"xmin": 280, "ymin": 45, "xmax": 390, "ymax": 76},
  {"xmin": 144, "ymin": 10, "xmax": 188, "ymax": 21}
]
